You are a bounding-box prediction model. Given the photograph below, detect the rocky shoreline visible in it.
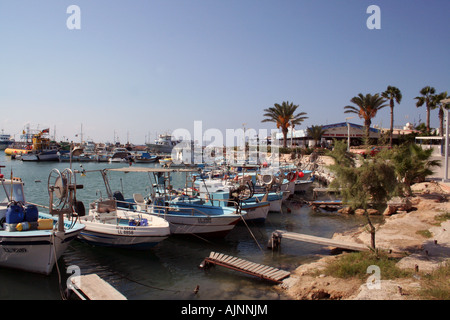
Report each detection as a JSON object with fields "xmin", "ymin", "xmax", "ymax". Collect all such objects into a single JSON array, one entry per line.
[{"xmin": 277, "ymin": 181, "xmax": 450, "ymax": 300}]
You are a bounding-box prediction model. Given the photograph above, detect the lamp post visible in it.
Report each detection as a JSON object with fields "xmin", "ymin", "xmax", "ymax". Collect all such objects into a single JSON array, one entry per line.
[
  {"xmin": 345, "ymin": 117, "xmax": 354, "ymax": 151},
  {"xmin": 442, "ymin": 98, "xmax": 450, "ymax": 182}
]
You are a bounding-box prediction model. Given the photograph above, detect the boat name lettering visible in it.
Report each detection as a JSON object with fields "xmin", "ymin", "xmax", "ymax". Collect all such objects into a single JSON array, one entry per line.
[
  {"xmin": 3, "ymin": 247, "xmax": 27, "ymax": 253},
  {"xmin": 116, "ymin": 225, "xmax": 136, "ymax": 235},
  {"xmin": 197, "ymin": 217, "xmax": 212, "ymax": 224}
]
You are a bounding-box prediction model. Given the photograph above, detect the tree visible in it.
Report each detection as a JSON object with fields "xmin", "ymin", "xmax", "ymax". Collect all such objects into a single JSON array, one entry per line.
[
  {"xmin": 415, "ymin": 86, "xmax": 436, "ymax": 134},
  {"xmin": 327, "ymin": 140, "xmax": 397, "ymax": 250},
  {"xmin": 379, "ymin": 143, "xmax": 441, "ymax": 196},
  {"xmin": 431, "ymin": 91, "xmax": 449, "ymax": 137},
  {"xmin": 344, "ymin": 93, "xmax": 388, "ymax": 144},
  {"xmin": 262, "ymin": 101, "xmax": 308, "ymax": 148},
  {"xmin": 307, "ymin": 125, "xmax": 326, "ymax": 147},
  {"xmin": 381, "ymin": 86, "xmax": 402, "ymax": 147}
]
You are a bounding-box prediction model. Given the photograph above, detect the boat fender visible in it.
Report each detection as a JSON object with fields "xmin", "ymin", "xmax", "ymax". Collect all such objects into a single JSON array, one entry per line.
[
  {"xmin": 74, "ymin": 200, "xmax": 86, "ymax": 217},
  {"xmin": 16, "ymin": 221, "xmax": 31, "ymax": 231},
  {"xmin": 287, "ymin": 172, "xmax": 297, "ymax": 182}
]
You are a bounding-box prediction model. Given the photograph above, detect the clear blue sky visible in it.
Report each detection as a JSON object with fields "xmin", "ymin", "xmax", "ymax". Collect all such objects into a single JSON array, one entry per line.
[{"xmin": 1, "ymin": 0, "xmax": 449, "ymax": 144}]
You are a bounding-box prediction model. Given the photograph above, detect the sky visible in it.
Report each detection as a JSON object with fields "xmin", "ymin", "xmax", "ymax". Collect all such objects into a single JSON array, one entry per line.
[{"xmin": 0, "ymin": 0, "xmax": 449, "ymax": 145}]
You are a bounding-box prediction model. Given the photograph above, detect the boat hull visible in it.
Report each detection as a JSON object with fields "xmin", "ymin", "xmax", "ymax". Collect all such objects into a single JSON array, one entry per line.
[
  {"xmin": 241, "ymin": 203, "xmax": 269, "ymax": 222},
  {"xmin": 22, "ymin": 151, "xmax": 60, "ymax": 161},
  {"xmin": 295, "ymin": 180, "xmax": 313, "ymax": 192},
  {"xmin": 80, "ymin": 212, "xmax": 170, "ymax": 249},
  {"xmin": 149, "ymin": 203, "xmax": 242, "ymax": 238},
  {"xmin": 0, "ymin": 214, "xmax": 84, "ymax": 275}
]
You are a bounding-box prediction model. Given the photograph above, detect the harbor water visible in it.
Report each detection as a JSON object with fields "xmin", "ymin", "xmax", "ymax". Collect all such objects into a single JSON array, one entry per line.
[{"xmin": 0, "ymin": 152, "xmax": 372, "ymax": 300}]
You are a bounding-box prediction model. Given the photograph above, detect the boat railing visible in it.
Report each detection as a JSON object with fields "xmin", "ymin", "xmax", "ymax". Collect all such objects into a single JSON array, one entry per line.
[{"xmin": 151, "ymin": 203, "xmax": 215, "ymax": 218}]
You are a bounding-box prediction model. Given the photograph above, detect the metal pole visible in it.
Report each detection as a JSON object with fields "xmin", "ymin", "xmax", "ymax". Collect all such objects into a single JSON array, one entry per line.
[
  {"xmin": 347, "ymin": 122, "xmax": 350, "ymax": 151},
  {"xmin": 442, "ymin": 98, "xmax": 450, "ymax": 182},
  {"xmin": 445, "ymin": 109, "xmax": 449, "ymax": 182}
]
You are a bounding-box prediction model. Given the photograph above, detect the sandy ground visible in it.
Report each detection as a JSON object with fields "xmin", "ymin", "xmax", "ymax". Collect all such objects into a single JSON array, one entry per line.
[{"xmin": 278, "ymin": 181, "xmax": 450, "ymax": 300}]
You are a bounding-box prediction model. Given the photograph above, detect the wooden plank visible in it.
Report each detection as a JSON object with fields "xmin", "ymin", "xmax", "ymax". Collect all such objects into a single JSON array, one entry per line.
[
  {"xmin": 247, "ymin": 263, "xmax": 263, "ymax": 272},
  {"xmin": 239, "ymin": 261, "xmax": 255, "ymax": 270},
  {"xmin": 225, "ymin": 257, "xmax": 239, "ymax": 264},
  {"xmin": 274, "ymin": 230, "xmax": 370, "ymax": 252},
  {"xmin": 252, "ymin": 265, "xmax": 271, "ymax": 274},
  {"xmin": 221, "ymin": 255, "xmax": 233, "ymax": 263},
  {"xmin": 71, "ymin": 274, "xmax": 126, "ymax": 300},
  {"xmin": 264, "ymin": 268, "xmax": 282, "ymax": 277},
  {"xmin": 202, "ymin": 252, "xmax": 290, "ymax": 284},
  {"xmin": 270, "ymin": 270, "xmax": 289, "ymax": 280}
]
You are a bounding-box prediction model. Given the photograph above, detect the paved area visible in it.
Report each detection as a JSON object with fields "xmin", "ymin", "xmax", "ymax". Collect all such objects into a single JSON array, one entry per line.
[{"xmin": 429, "ymin": 155, "xmax": 450, "ymax": 184}]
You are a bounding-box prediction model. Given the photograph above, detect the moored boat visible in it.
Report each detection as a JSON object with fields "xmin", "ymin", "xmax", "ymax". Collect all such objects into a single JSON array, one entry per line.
[
  {"xmin": 71, "ymin": 169, "xmax": 170, "ymax": 249},
  {"xmin": 79, "ymin": 199, "xmax": 170, "ymax": 249},
  {"xmin": 134, "ymin": 152, "xmax": 158, "ymax": 163},
  {"xmin": 106, "ymin": 167, "xmax": 245, "ymax": 238},
  {"xmin": 0, "ymin": 131, "xmax": 13, "ymax": 151},
  {"xmin": 0, "ymin": 169, "xmax": 85, "ymax": 275}
]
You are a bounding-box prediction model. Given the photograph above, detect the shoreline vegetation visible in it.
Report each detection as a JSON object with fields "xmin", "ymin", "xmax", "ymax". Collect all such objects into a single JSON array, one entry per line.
[{"xmin": 276, "ymin": 150, "xmax": 450, "ymax": 300}]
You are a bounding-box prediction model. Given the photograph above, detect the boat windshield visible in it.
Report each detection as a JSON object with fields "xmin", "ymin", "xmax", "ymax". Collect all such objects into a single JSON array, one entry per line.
[{"xmin": 0, "ymin": 182, "xmax": 25, "ymax": 204}]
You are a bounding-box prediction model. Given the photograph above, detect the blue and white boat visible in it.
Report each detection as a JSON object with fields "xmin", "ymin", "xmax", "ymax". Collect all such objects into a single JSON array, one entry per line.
[
  {"xmin": 106, "ymin": 167, "xmax": 245, "ymax": 238},
  {"xmin": 195, "ymin": 175, "xmax": 284, "ymax": 213},
  {"xmin": 134, "ymin": 152, "xmax": 158, "ymax": 163},
  {"xmin": 148, "ymin": 199, "xmax": 244, "ymax": 238},
  {"xmin": 0, "ymin": 174, "xmax": 85, "ymax": 275}
]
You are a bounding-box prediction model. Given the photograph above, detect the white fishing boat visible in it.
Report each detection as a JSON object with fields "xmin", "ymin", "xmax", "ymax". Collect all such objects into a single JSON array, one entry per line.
[
  {"xmin": 0, "ymin": 169, "xmax": 85, "ymax": 275},
  {"xmin": 79, "ymin": 199, "xmax": 170, "ymax": 249},
  {"xmin": 73, "ymin": 169, "xmax": 170, "ymax": 249},
  {"xmin": 0, "ymin": 131, "xmax": 13, "ymax": 150},
  {"xmin": 108, "ymin": 148, "xmax": 131, "ymax": 163},
  {"xmin": 146, "ymin": 134, "xmax": 181, "ymax": 154}
]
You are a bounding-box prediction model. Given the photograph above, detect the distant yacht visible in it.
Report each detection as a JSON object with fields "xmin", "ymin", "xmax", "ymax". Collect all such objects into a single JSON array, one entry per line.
[
  {"xmin": 0, "ymin": 131, "xmax": 13, "ymax": 151},
  {"xmin": 146, "ymin": 134, "xmax": 181, "ymax": 154}
]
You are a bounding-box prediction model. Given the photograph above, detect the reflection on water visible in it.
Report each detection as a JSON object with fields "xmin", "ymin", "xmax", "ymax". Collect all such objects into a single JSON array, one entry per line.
[{"xmin": 0, "ymin": 153, "xmax": 372, "ymax": 300}]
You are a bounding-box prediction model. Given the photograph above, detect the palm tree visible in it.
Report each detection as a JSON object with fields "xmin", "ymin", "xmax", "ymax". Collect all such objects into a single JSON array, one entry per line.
[
  {"xmin": 381, "ymin": 86, "xmax": 402, "ymax": 147},
  {"xmin": 344, "ymin": 93, "xmax": 388, "ymax": 143},
  {"xmin": 431, "ymin": 91, "xmax": 449, "ymax": 136},
  {"xmin": 307, "ymin": 125, "xmax": 326, "ymax": 147},
  {"xmin": 415, "ymin": 86, "xmax": 436, "ymax": 134},
  {"xmin": 262, "ymin": 101, "xmax": 308, "ymax": 148}
]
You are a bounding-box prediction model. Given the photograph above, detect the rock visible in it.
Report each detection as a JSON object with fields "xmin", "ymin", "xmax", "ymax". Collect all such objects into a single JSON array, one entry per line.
[
  {"xmin": 367, "ymin": 208, "xmax": 380, "ymax": 215},
  {"xmin": 338, "ymin": 206, "xmax": 353, "ymax": 214},
  {"xmin": 387, "ymin": 197, "xmax": 412, "ymax": 212},
  {"xmin": 383, "ymin": 205, "xmax": 397, "ymax": 216},
  {"xmin": 355, "ymin": 209, "xmax": 365, "ymax": 215}
]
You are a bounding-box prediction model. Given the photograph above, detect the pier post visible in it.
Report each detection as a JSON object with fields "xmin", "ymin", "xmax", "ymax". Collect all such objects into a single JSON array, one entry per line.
[{"xmin": 267, "ymin": 231, "xmax": 281, "ymax": 250}]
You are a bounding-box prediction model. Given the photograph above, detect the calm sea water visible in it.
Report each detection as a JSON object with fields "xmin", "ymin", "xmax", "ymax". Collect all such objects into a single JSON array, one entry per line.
[{"xmin": 0, "ymin": 151, "xmax": 371, "ymax": 300}]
